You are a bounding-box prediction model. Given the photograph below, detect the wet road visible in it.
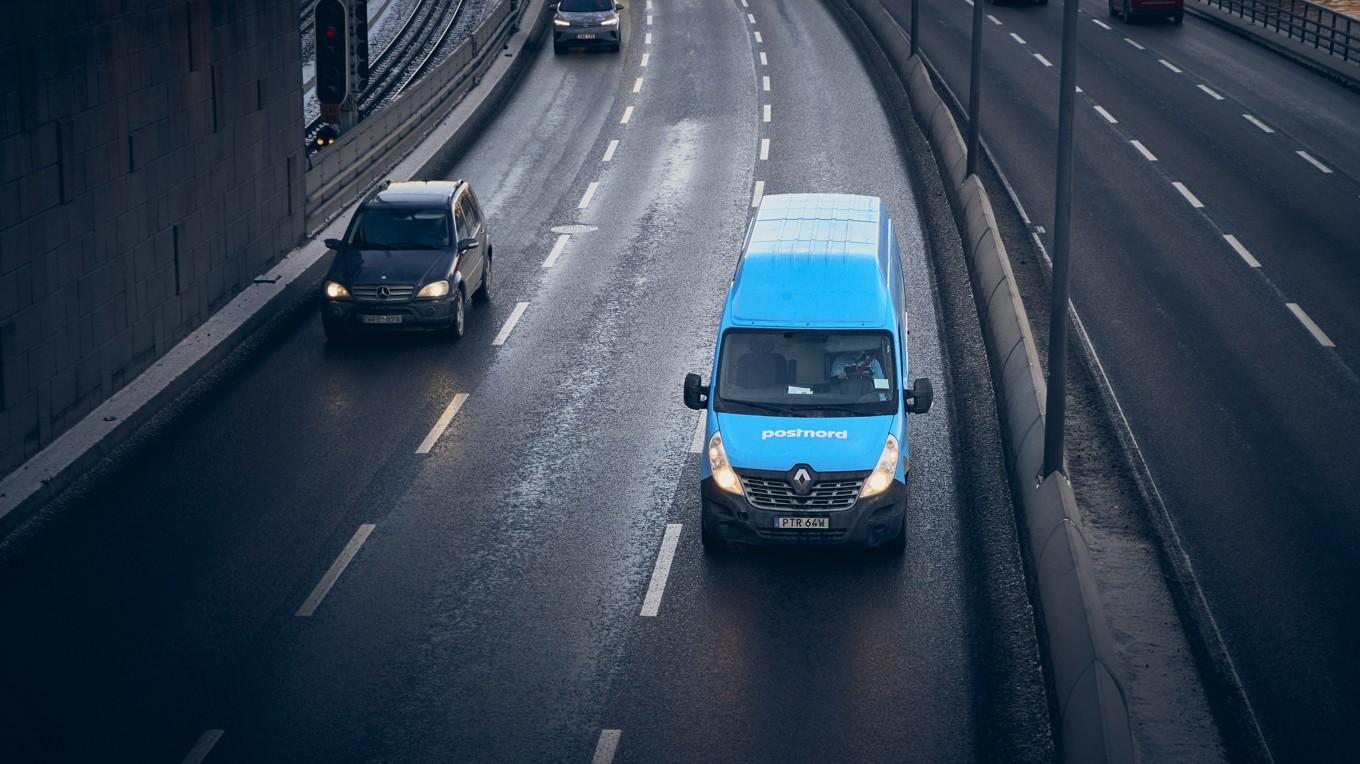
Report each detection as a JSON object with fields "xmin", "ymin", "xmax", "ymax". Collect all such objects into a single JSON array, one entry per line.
[{"xmin": 0, "ymin": 1, "xmax": 1047, "ymax": 761}]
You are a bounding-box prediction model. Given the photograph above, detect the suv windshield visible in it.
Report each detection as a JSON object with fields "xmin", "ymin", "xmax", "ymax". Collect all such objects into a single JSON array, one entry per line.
[
  {"xmin": 715, "ymin": 329, "xmax": 898, "ymax": 417},
  {"xmin": 559, "ymin": 0, "xmax": 614, "ymax": 11},
  {"xmin": 345, "ymin": 207, "xmax": 450, "ymax": 249}
]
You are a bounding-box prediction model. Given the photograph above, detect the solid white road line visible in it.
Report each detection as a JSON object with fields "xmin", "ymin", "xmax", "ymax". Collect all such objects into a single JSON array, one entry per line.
[
  {"xmin": 1296, "ymin": 150, "xmax": 1333, "ymax": 173},
  {"xmin": 542, "ymin": 234, "xmax": 570, "ymax": 268},
  {"xmin": 1034, "ymin": 53, "xmax": 1053, "ymax": 67},
  {"xmin": 1286, "ymin": 303, "xmax": 1336, "ymax": 347},
  {"xmin": 180, "ymin": 730, "xmax": 224, "ymax": 764},
  {"xmin": 751, "ymin": 180, "xmax": 765, "ymax": 208},
  {"xmin": 602, "ymin": 139, "xmax": 619, "ymax": 162},
  {"xmin": 1094, "ymin": 104, "xmax": 1118, "ymax": 123},
  {"xmin": 760, "ymin": 138, "xmax": 770, "ymax": 160},
  {"xmin": 1010, "ymin": 32, "xmax": 1026, "ymax": 44},
  {"xmin": 492, "ymin": 302, "xmax": 529, "ymax": 346},
  {"xmin": 754, "ymin": 31, "xmax": 763, "ymax": 42},
  {"xmin": 988, "ymin": 13, "xmax": 1002, "ymax": 24},
  {"xmin": 1197, "ymin": 84, "xmax": 1224, "ymax": 100},
  {"xmin": 640, "ymin": 524, "xmax": 683, "ymax": 616},
  {"xmin": 1124, "ymin": 37, "xmax": 1145, "ymax": 50},
  {"xmin": 1222, "ymin": 235, "xmax": 1261, "ymax": 268},
  {"xmin": 620, "ymin": 106, "xmax": 634, "ymax": 124},
  {"xmin": 296, "ymin": 524, "xmax": 376, "ymax": 616},
  {"xmin": 1092, "ymin": 18, "xmax": 1112, "ymax": 30},
  {"xmin": 1159, "ymin": 58, "xmax": 1182, "ymax": 73},
  {"xmin": 762, "ymin": 104, "xmax": 771, "ymax": 122},
  {"xmin": 762, "ymin": 75, "xmax": 770, "ymax": 91},
  {"xmin": 632, "ymin": 77, "xmax": 643, "ymax": 93},
  {"xmin": 759, "ymin": 51, "xmax": 767, "ymax": 66},
  {"xmin": 640, "ymin": 52, "xmax": 649, "ymax": 67},
  {"xmin": 578, "ymin": 181, "xmax": 600, "ymax": 209},
  {"xmin": 690, "ymin": 410, "xmax": 708, "ymax": 454},
  {"xmin": 1130, "ymin": 139, "xmax": 1157, "ymax": 161},
  {"xmin": 1242, "ymin": 113, "xmax": 1274, "ymax": 133},
  {"xmin": 416, "ymin": 393, "xmax": 469, "ymax": 455},
  {"xmin": 593, "ymin": 730, "xmax": 622, "ymax": 764},
  {"xmin": 1172, "ymin": 181, "xmax": 1204, "ymax": 208}
]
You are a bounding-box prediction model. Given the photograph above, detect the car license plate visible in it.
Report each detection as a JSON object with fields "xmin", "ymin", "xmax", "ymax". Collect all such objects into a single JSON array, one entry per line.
[
  {"xmin": 577, "ymin": 33, "xmax": 596, "ymax": 39},
  {"xmin": 775, "ymin": 516, "xmax": 829, "ymax": 530},
  {"xmin": 361, "ymin": 315, "xmax": 402, "ymax": 325}
]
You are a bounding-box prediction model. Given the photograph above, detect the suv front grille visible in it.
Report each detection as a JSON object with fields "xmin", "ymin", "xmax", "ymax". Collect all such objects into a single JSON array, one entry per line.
[
  {"xmin": 351, "ymin": 284, "xmax": 416, "ymax": 303},
  {"xmin": 740, "ymin": 476, "xmax": 863, "ymax": 511}
]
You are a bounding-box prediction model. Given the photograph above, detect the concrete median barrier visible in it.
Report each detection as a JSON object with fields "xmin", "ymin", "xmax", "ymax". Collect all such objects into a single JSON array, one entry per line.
[{"xmin": 821, "ymin": 2, "xmax": 1138, "ymax": 762}]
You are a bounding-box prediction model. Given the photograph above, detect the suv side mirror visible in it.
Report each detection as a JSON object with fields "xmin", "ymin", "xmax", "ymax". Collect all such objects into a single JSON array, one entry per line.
[
  {"xmin": 905, "ymin": 377, "xmax": 933, "ymax": 414},
  {"xmin": 615, "ymin": 2, "xmax": 625, "ymax": 10},
  {"xmin": 683, "ymin": 373, "xmax": 709, "ymax": 410},
  {"xmin": 457, "ymin": 237, "xmax": 480, "ymax": 252},
  {"xmin": 324, "ymin": 238, "xmax": 344, "ymax": 250}
]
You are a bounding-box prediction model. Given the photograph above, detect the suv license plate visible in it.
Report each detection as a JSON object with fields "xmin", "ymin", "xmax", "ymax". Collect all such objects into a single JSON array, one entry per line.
[
  {"xmin": 361, "ymin": 315, "xmax": 402, "ymax": 325},
  {"xmin": 577, "ymin": 33, "xmax": 596, "ymax": 39},
  {"xmin": 776, "ymin": 517, "xmax": 829, "ymax": 530}
]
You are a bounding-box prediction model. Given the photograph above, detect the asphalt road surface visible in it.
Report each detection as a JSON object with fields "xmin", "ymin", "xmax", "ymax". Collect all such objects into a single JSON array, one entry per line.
[
  {"xmin": 0, "ymin": 1, "xmax": 1048, "ymax": 762},
  {"xmin": 893, "ymin": 0, "xmax": 1360, "ymax": 759}
]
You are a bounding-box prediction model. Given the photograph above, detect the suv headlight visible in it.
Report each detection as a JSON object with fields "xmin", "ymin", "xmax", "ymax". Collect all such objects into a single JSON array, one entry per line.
[
  {"xmin": 324, "ymin": 281, "xmax": 350, "ymax": 299},
  {"xmin": 707, "ymin": 432, "xmax": 744, "ymax": 496},
  {"xmin": 601, "ymin": 16, "xmax": 619, "ymax": 25},
  {"xmin": 860, "ymin": 434, "xmax": 900, "ymax": 498},
  {"xmin": 553, "ymin": 16, "xmax": 571, "ymax": 26},
  {"xmin": 416, "ymin": 280, "xmax": 450, "ymax": 298}
]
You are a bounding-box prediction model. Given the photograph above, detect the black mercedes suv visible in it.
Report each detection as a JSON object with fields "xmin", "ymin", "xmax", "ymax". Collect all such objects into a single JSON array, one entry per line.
[{"xmin": 320, "ymin": 180, "xmax": 492, "ymax": 341}]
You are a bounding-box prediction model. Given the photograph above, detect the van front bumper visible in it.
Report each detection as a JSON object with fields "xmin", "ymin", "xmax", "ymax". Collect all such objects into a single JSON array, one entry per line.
[{"xmin": 701, "ymin": 477, "xmax": 906, "ymax": 548}]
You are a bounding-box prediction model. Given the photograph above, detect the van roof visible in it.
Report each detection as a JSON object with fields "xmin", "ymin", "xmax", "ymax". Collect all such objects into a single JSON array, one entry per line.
[{"xmin": 728, "ymin": 193, "xmax": 895, "ymax": 328}]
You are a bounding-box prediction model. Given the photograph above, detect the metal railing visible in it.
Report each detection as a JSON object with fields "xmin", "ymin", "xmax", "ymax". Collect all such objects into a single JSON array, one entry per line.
[{"xmin": 1197, "ymin": 0, "xmax": 1360, "ymax": 64}]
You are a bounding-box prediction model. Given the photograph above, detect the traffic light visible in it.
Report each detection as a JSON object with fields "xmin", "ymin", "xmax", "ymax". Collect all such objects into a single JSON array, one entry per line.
[
  {"xmin": 315, "ymin": 0, "xmax": 348, "ymax": 106},
  {"xmin": 351, "ymin": 0, "xmax": 369, "ymax": 92}
]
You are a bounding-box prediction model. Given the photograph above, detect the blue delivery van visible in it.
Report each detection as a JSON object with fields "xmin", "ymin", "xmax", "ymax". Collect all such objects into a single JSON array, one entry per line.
[{"xmin": 683, "ymin": 193, "xmax": 933, "ymax": 552}]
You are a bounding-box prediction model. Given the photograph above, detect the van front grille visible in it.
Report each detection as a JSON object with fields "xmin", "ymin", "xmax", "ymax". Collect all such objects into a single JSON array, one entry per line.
[{"xmin": 740, "ymin": 476, "xmax": 863, "ymax": 511}]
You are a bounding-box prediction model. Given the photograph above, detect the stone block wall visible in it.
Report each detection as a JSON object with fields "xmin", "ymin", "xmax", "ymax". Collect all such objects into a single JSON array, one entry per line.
[{"xmin": 0, "ymin": 0, "xmax": 305, "ymax": 475}]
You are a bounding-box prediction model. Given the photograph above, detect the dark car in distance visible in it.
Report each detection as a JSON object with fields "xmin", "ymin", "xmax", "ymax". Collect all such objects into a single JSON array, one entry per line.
[
  {"xmin": 321, "ymin": 179, "xmax": 492, "ymax": 341},
  {"xmin": 552, "ymin": 0, "xmax": 625, "ymax": 53}
]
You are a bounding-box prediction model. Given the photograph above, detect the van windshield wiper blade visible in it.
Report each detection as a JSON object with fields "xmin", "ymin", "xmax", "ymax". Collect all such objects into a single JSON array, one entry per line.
[{"xmin": 721, "ymin": 398, "xmax": 799, "ymax": 416}]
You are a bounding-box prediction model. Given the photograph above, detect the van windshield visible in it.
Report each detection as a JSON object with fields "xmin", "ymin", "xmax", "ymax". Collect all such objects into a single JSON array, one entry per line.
[{"xmin": 715, "ymin": 329, "xmax": 898, "ymax": 417}]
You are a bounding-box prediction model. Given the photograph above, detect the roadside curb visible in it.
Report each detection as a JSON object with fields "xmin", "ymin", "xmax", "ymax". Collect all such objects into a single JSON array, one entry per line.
[
  {"xmin": 0, "ymin": 0, "xmax": 552, "ymax": 534},
  {"xmin": 1186, "ymin": 2, "xmax": 1360, "ymax": 92},
  {"xmin": 822, "ymin": 2, "xmax": 1138, "ymax": 762}
]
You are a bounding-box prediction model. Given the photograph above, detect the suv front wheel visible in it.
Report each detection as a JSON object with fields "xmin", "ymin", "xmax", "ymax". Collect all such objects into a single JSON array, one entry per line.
[{"xmin": 447, "ymin": 290, "xmax": 466, "ymax": 340}]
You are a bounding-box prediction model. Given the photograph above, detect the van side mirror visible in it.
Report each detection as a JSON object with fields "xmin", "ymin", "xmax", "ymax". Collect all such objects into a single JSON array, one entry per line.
[
  {"xmin": 324, "ymin": 238, "xmax": 344, "ymax": 250},
  {"xmin": 457, "ymin": 237, "xmax": 480, "ymax": 252},
  {"xmin": 683, "ymin": 373, "xmax": 709, "ymax": 410},
  {"xmin": 905, "ymin": 378, "xmax": 933, "ymax": 414}
]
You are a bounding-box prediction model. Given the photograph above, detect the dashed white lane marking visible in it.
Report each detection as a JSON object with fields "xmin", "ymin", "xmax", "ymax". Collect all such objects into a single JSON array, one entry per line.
[
  {"xmin": 965, "ymin": 0, "xmax": 974, "ymax": 5},
  {"xmin": 602, "ymin": 139, "xmax": 619, "ymax": 162},
  {"xmin": 762, "ymin": 75, "xmax": 770, "ymax": 91},
  {"xmin": 1172, "ymin": 181, "xmax": 1205, "ymax": 208},
  {"xmin": 747, "ymin": 12, "xmax": 755, "ymax": 23},
  {"xmin": 1094, "ymin": 104, "xmax": 1118, "ymax": 123},
  {"xmin": 645, "ymin": 32, "xmax": 652, "ymax": 44},
  {"xmin": 647, "ymin": 14, "xmax": 653, "ymax": 25},
  {"xmin": 1159, "ymin": 58, "xmax": 1182, "ymax": 73},
  {"xmin": 578, "ymin": 181, "xmax": 600, "ymax": 209},
  {"xmin": 1076, "ymin": 85, "xmax": 1083, "ymax": 93},
  {"xmin": 632, "ymin": 77, "xmax": 643, "ymax": 93},
  {"xmin": 1297, "ymin": 150, "xmax": 1333, "ymax": 173},
  {"xmin": 1124, "ymin": 37, "xmax": 1145, "ymax": 50},
  {"xmin": 752, "ymin": 180, "xmax": 765, "ymax": 208},
  {"xmin": 1130, "ymin": 139, "xmax": 1157, "ymax": 161},
  {"xmin": 592, "ymin": 730, "xmax": 623, "ymax": 764},
  {"xmin": 492, "ymin": 302, "xmax": 530, "ymax": 346},
  {"xmin": 620, "ymin": 106, "xmax": 634, "ymax": 124},
  {"xmin": 1010, "ymin": 32, "xmax": 1026, "ymax": 44},
  {"xmin": 1197, "ymin": 84, "xmax": 1224, "ymax": 100},
  {"xmin": 542, "ymin": 234, "xmax": 570, "ymax": 268},
  {"xmin": 296, "ymin": 524, "xmax": 376, "ymax": 616},
  {"xmin": 987, "ymin": 13, "xmax": 1002, "ymax": 24},
  {"xmin": 759, "ymin": 51, "xmax": 768, "ymax": 66},
  {"xmin": 1092, "ymin": 18, "xmax": 1112, "ymax": 30},
  {"xmin": 760, "ymin": 138, "xmax": 770, "ymax": 160},
  {"xmin": 1223, "ymin": 234, "xmax": 1261, "ymax": 268},
  {"xmin": 690, "ymin": 410, "xmax": 708, "ymax": 453},
  {"xmin": 1287, "ymin": 303, "xmax": 1336, "ymax": 347},
  {"xmin": 640, "ymin": 524, "xmax": 683, "ymax": 617},
  {"xmin": 416, "ymin": 393, "xmax": 470, "ymax": 455},
  {"xmin": 1242, "ymin": 113, "xmax": 1274, "ymax": 133},
  {"xmin": 762, "ymin": 104, "xmax": 771, "ymax": 122},
  {"xmin": 754, "ymin": 30, "xmax": 763, "ymax": 42},
  {"xmin": 740, "ymin": 0, "xmax": 748, "ymax": 6},
  {"xmin": 640, "ymin": 52, "xmax": 650, "ymax": 67},
  {"xmin": 1034, "ymin": 53, "xmax": 1053, "ymax": 67},
  {"xmin": 180, "ymin": 730, "xmax": 224, "ymax": 764}
]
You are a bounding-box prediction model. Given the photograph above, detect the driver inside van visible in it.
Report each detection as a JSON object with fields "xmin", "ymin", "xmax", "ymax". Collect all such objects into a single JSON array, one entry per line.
[{"xmin": 830, "ymin": 349, "xmax": 885, "ymax": 381}]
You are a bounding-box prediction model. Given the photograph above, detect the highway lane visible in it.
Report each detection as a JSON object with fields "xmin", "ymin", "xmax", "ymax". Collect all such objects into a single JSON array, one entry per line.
[
  {"xmin": 894, "ymin": 0, "xmax": 1360, "ymax": 758},
  {"xmin": 0, "ymin": 1, "xmax": 1044, "ymax": 761}
]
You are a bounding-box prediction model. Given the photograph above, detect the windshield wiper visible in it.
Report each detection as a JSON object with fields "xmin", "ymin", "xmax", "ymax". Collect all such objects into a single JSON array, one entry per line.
[
  {"xmin": 802, "ymin": 405, "xmax": 872, "ymax": 417},
  {"xmin": 721, "ymin": 398, "xmax": 799, "ymax": 416}
]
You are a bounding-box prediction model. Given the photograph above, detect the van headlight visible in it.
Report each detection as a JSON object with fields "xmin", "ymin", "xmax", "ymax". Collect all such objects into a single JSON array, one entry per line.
[
  {"xmin": 707, "ymin": 432, "xmax": 744, "ymax": 496},
  {"xmin": 416, "ymin": 280, "xmax": 450, "ymax": 298},
  {"xmin": 860, "ymin": 434, "xmax": 900, "ymax": 498}
]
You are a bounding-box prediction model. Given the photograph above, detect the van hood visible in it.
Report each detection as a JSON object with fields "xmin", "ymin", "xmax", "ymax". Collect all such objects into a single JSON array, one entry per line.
[{"xmin": 715, "ymin": 412, "xmax": 894, "ymax": 473}]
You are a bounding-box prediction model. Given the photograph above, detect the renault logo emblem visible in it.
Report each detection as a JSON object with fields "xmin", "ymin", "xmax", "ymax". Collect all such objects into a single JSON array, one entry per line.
[
  {"xmin": 790, "ymin": 465, "xmax": 815, "ymax": 495},
  {"xmin": 377, "ymin": 285, "xmax": 391, "ymax": 299}
]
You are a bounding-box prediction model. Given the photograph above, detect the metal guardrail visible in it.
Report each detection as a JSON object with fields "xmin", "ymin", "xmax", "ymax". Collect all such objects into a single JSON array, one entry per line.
[{"xmin": 1197, "ymin": 0, "xmax": 1360, "ymax": 63}]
